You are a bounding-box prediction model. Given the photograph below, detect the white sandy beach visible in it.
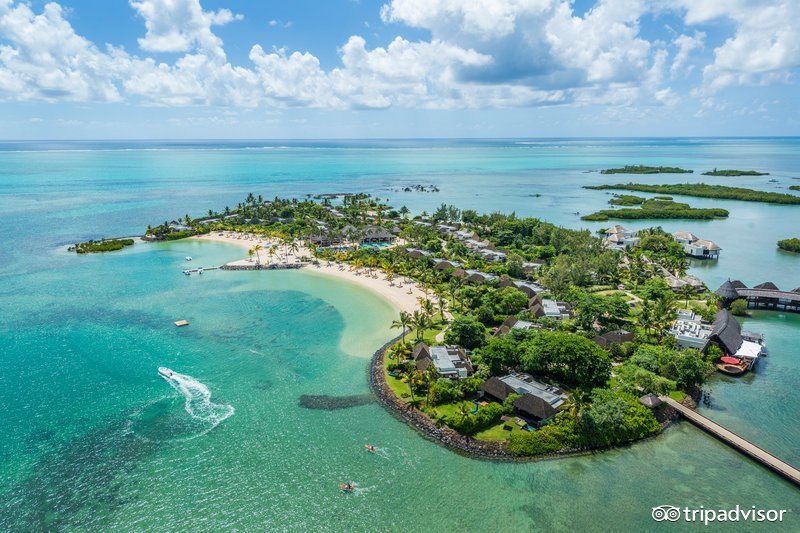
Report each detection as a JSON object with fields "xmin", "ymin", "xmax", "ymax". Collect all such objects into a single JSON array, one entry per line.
[{"xmin": 191, "ymin": 232, "xmax": 427, "ymax": 314}]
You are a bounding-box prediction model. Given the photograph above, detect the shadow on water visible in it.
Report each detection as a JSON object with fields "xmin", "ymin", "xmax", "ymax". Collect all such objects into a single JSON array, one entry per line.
[
  {"xmin": 298, "ymin": 394, "xmax": 374, "ymax": 410},
  {"xmin": 0, "ymin": 416, "xmax": 160, "ymax": 532}
]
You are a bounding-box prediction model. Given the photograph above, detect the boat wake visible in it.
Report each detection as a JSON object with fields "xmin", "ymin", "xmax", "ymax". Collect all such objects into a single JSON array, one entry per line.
[
  {"xmin": 128, "ymin": 370, "xmax": 234, "ymax": 443},
  {"xmin": 161, "ymin": 370, "xmax": 235, "ymax": 427}
]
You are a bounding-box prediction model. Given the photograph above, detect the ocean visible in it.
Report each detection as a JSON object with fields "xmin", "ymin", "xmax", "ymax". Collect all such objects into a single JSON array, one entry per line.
[{"xmin": 0, "ymin": 138, "xmax": 798, "ymax": 531}]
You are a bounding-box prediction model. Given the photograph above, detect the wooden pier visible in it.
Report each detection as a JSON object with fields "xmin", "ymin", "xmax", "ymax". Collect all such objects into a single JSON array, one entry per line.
[{"xmin": 661, "ymin": 396, "xmax": 800, "ymax": 487}]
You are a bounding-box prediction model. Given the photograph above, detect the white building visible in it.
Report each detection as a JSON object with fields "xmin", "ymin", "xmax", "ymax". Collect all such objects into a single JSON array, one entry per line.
[
  {"xmin": 673, "ymin": 231, "xmax": 721, "ymax": 259},
  {"xmin": 603, "ymin": 225, "xmax": 640, "ymax": 250}
]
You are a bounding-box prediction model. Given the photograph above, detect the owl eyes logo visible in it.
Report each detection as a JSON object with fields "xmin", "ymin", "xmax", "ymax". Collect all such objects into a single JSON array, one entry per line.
[{"xmin": 651, "ymin": 505, "xmax": 682, "ymax": 522}]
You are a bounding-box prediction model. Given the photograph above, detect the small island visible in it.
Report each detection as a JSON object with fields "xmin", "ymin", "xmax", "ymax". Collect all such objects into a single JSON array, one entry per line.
[
  {"xmin": 69, "ymin": 238, "xmax": 135, "ymax": 254},
  {"xmin": 790, "ymin": 185, "xmax": 800, "ymax": 191},
  {"xmin": 582, "ymin": 198, "xmax": 729, "ymax": 221},
  {"xmin": 585, "ymin": 183, "xmax": 800, "ymax": 205},
  {"xmin": 777, "ymin": 238, "xmax": 800, "ymax": 253},
  {"xmin": 600, "ymin": 165, "xmax": 693, "ymax": 175},
  {"xmin": 702, "ymin": 169, "xmax": 769, "ymax": 177}
]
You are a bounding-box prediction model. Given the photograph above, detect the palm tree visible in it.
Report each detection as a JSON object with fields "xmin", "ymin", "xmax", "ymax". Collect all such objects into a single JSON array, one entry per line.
[
  {"xmin": 456, "ymin": 401, "xmax": 472, "ymax": 423},
  {"xmin": 252, "ymin": 244, "xmax": 263, "ymax": 265},
  {"xmin": 418, "ymin": 298, "xmax": 436, "ymax": 322},
  {"xmin": 678, "ymin": 284, "xmax": 694, "ymax": 307},
  {"xmin": 561, "ymin": 390, "xmax": 589, "ymax": 418},
  {"xmin": 268, "ymin": 245, "xmax": 277, "ymax": 264},
  {"xmin": 288, "ymin": 240, "xmax": 300, "ymax": 258},
  {"xmin": 248, "ymin": 248, "xmax": 254, "ymax": 263},
  {"xmin": 391, "ymin": 311, "xmax": 412, "ymax": 344},
  {"xmin": 410, "ymin": 310, "xmax": 431, "ymax": 341}
]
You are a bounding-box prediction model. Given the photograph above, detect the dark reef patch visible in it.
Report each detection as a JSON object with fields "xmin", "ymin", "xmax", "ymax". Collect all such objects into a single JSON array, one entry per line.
[{"xmin": 298, "ymin": 394, "xmax": 374, "ymax": 410}]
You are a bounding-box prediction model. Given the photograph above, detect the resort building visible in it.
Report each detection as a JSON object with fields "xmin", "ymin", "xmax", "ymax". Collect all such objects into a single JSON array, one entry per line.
[
  {"xmin": 360, "ymin": 225, "xmax": 395, "ymax": 244},
  {"xmin": 521, "ymin": 260, "xmax": 545, "ymax": 274},
  {"xmin": 716, "ymin": 280, "xmax": 800, "ymax": 314},
  {"xmin": 494, "ymin": 316, "xmax": 539, "ymax": 336},
  {"xmin": 673, "ymin": 231, "xmax": 721, "ymax": 259},
  {"xmin": 669, "ymin": 309, "xmax": 764, "ymax": 371},
  {"xmin": 669, "ymin": 310, "xmax": 713, "ymax": 350},
  {"xmin": 432, "ymin": 258, "xmax": 462, "ymax": 270},
  {"xmin": 480, "ymin": 373, "xmax": 567, "ymax": 423},
  {"xmin": 412, "ymin": 342, "xmax": 473, "ymax": 379},
  {"xmin": 480, "ymin": 249, "xmax": 508, "ymax": 262},
  {"xmin": 404, "ymin": 247, "xmax": 433, "ymax": 258},
  {"xmin": 542, "ymin": 298, "xmax": 572, "ymax": 320},
  {"xmin": 603, "ymin": 225, "xmax": 640, "ymax": 250},
  {"xmin": 592, "ymin": 329, "xmax": 635, "ymax": 348}
]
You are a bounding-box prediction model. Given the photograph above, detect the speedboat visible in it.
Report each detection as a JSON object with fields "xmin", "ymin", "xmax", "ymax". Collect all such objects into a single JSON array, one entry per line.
[
  {"xmin": 185, "ymin": 256, "xmax": 192, "ymax": 261},
  {"xmin": 158, "ymin": 367, "xmax": 175, "ymax": 379},
  {"xmin": 339, "ymin": 483, "xmax": 356, "ymax": 492},
  {"xmin": 364, "ymin": 444, "xmax": 376, "ymax": 453}
]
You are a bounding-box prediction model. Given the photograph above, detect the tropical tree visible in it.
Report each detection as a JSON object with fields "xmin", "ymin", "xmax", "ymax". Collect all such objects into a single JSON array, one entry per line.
[
  {"xmin": 391, "ymin": 311, "xmax": 412, "ymax": 343},
  {"xmin": 410, "ymin": 310, "xmax": 431, "ymax": 340},
  {"xmin": 252, "ymin": 244, "xmax": 263, "ymax": 265}
]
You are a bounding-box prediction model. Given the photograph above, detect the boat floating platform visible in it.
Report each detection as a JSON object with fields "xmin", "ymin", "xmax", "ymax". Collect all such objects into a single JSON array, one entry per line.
[{"xmin": 174, "ymin": 320, "xmax": 189, "ymax": 327}]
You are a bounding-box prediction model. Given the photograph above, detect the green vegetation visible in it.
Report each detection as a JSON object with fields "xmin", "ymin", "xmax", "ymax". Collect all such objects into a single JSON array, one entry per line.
[
  {"xmin": 608, "ymin": 194, "xmax": 645, "ymax": 206},
  {"xmin": 790, "ymin": 186, "xmax": 800, "ymax": 191},
  {"xmin": 777, "ymin": 237, "xmax": 800, "ymax": 253},
  {"xmin": 585, "ymin": 183, "xmax": 800, "ymax": 205},
  {"xmin": 729, "ymin": 299, "xmax": 749, "ymax": 316},
  {"xmin": 72, "ymin": 238, "xmax": 134, "ymax": 254},
  {"xmin": 507, "ymin": 389, "xmax": 660, "ymax": 455},
  {"xmin": 600, "ymin": 165, "xmax": 693, "ymax": 175},
  {"xmin": 443, "ymin": 315, "xmax": 486, "ymax": 349},
  {"xmin": 582, "ymin": 198, "xmax": 729, "ymax": 221},
  {"xmin": 702, "ymin": 169, "xmax": 769, "ymax": 176}
]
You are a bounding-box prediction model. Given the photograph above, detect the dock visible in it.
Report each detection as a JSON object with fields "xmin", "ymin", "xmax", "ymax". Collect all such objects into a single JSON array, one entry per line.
[{"xmin": 661, "ymin": 396, "xmax": 800, "ymax": 487}]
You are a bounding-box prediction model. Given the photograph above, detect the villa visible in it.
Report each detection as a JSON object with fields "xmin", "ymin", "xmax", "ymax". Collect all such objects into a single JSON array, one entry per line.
[
  {"xmin": 592, "ymin": 329, "xmax": 634, "ymax": 348},
  {"xmin": 480, "ymin": 373, "xmax": 567, "ymax": 424},
  {"xmin": 494, "ymin": 316, "xmax": 538, "ymax": 336},
  {"xmin": 669, "ymin": 309, "xmax": 764, "ymax": 372},
  {"xmin": 361, "ymin": 225, "xmax": 395, "ymax": 244},
  {"xmin": 542, "ymin": 298, "xmax": 572, "ymax": 320},
  {"xmin": 603, "ymin": 225, "xmax": 640, "ymax": 250},
  {"xmin": 404, "ymin": 247, "xmax": 433, "ymax": 258},
  {"xmin": 413, "ymin": 342, "xmax": 473, "ymax": 379},
  {"xmin": 673, "ymin": 231, "xmax": 721, "ymax": 259},
  {"xmin": 480, "ymin": 249, "xmax": 508, "ymax": 262},
  {"xmin": 433, "ymin": 258, "xmax": 462, "ymax": 270}
]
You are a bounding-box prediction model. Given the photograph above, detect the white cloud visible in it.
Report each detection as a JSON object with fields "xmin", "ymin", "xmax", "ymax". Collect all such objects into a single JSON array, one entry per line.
[
  {"xmin": 672, "ymin": 0, "xmax": 800, "ymax": 91},
  {"xmin": 0, "ymin": 1, "xmax": 125, "ymax": 101},
  {"xmin": 0, "ymin": 0, "xmax": 796, "ymax": 111},
  {"xmin": 130, "ymin": 0, "xmax": 242, "ymax": 58},
  {"xmin": 670, "ymin": 31, "xmax": 704, "ymax": 78}
]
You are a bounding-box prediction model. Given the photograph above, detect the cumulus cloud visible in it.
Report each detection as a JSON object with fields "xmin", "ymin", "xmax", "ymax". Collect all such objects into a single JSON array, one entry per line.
[
  {"xmin": 130, "ymin": 0, "xmax": 242, "ymax": 58},
  {"xmin": 672, "ymin": 0, "xmax": 800, "ymax": 91},
  {"xmin": 0, "ymin": 0, "xmax": 797, "ymax": 110}
]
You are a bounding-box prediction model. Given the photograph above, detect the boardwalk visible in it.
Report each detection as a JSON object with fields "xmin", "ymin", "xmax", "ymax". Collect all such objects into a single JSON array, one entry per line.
[{"xmin": 661, "ymin": 396, "xmax": 800, "ymax": 487}]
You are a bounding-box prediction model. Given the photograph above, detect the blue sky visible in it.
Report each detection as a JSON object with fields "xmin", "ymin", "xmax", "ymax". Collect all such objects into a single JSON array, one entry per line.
[{"xmin": 0, "ymin": 0, "xmax": 798, "ymax": 139}]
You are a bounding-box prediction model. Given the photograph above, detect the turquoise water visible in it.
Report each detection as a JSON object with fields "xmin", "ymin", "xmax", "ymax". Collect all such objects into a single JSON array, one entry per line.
[{"xmin": 1, "ymin": 139, "xmax": 798, "ymax": 531}]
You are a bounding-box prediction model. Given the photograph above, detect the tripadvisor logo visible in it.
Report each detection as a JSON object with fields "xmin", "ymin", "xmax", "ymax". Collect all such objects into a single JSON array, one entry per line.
[{"xmin": 652, "ymin": 505, "xmax": 789, "ymax": 525}]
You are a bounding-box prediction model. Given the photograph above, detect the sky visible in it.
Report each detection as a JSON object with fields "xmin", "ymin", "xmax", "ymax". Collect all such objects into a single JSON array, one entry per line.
[{"xmin": 0, "ymin": 0, "xmax": 798, "ymax": 139}]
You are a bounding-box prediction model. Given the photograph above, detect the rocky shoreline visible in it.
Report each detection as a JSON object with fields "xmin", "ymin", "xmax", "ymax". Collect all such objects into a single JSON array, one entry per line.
[
  {"xmin": 367, "ymin": 335, "xmax": 518, "ymax": 461},
  {"xmin": 367, "ymin": 335, "xmax": 676, "ymax": 462}
]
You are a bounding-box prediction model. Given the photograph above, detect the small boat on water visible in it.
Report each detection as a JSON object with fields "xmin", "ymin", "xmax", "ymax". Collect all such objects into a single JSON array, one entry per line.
[
  {"xmin": 185, "ymin": 256, "xmax": 192, "ymax": 261},
  {"xmin": 364, "ymin": 444, "xmax": 376, "ymax": 453},
  {"xmin": 339, "ymin": 483, "xmax": 355, "ymax": 492},
  {"xmin": 158, "ymin": 367, "xmax": 175, "ymax": 379}
]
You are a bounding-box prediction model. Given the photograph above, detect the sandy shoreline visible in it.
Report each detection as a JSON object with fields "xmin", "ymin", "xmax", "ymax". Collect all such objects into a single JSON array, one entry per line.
[{"xmin": 191, "ymin": 232, "xmax": 426, "ymax": 314}]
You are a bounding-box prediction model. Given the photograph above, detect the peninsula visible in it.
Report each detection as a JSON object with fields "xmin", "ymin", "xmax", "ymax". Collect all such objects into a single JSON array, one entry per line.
[{"xmin": 129, "ymin": 192, "xmax": 757, "ymax": 459}]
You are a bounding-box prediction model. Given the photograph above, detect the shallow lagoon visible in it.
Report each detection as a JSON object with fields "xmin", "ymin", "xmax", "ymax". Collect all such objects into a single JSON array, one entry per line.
[{"xmin": 1, "ymin": 139, "xmax": 798, "ymax": 530}]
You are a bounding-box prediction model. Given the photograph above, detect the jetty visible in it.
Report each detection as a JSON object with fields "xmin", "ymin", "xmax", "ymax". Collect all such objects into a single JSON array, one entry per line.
[
  {"xmin": 661, "ymin": 396, "xmax": 800, "ymax": 487},
  {"xmin": 220, "ymin": 260, "xmax": 304, "ymax": 271}
]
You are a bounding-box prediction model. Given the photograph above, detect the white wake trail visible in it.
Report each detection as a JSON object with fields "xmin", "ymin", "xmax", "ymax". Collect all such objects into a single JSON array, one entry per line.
[{"xmin": 161, "ymin": 370, "xmax": 235, "ymax": 428}]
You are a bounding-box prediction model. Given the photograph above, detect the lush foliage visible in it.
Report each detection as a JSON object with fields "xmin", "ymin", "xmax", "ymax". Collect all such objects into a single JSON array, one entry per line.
[
  {"xmin": 627, "ymin": 344, "xmax": 712, "ymax": 392},
  {"xmin": 585, "ymin": 183, "xmax": 800, "ymax": 204},
  {"xmin": 444, "ymin": 315, "xmax": 487, "ymax": 349},
  {"xmin": 444, "ymin": 402, "xmax": 506, "ymax": 434},
  {"xmin": 701, "ymin": 169, "xmax": 768, "ymax": 176},
  {"xmin": 609, "ymin": 194, "xmax": 645, "ymax": 206},
  {"xmin": 507, "ymin": 389, "xmax": 661, "ymax": 455},
  {"xmin": 74, "ymin": 238, "xmax": 134, "ymax": 253},
  {"xmin": 729, "ymin": 298, "xmax": 749, "ymax": 316},
  {"xmin": 600, "ymin": 165, "xmax": 692, "ymax": 174},
  {"xmin": 777, "ymin": 238, "xmax": 800, "ymax": 253},
  {"xmin": 582, "ymin": 197, "xmax": 729, "ymax": 221},
  {"xmin": 520, "ymin": 331, "xmax": 612, "ymax": 390}
]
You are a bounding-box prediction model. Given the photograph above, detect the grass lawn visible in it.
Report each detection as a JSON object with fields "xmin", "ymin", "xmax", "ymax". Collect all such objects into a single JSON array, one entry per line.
[
  {"xmin": 475, "ymin": 419, "xmax": 525, "ymax": 441},
  {"xmin": 668, "ymin": 390, "xmax": 686, "ymax": 401},
  {"xmin": 383, "ymin": 349, "xmax": 413, "ymax": 403}
]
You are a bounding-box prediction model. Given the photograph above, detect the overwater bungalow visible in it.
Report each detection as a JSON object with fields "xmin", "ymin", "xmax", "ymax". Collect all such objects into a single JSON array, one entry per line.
[
  {"xmin": 673, "ymin": 231, "xmax": 721, "ymax": 259},
  {"xmin": 716, "ymin": 279, "xmax": 800, "ymax": 313},
  {"xmin": 480, "ymin": 373, "xmax": 567, "ymax": 425}
]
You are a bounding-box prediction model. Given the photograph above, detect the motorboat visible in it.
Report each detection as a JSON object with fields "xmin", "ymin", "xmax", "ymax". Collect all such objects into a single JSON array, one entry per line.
[
  {"xmin": 185, "ymin": 256, "xmax": 192, "ymax": 261},
  {"xmin": 158, "ymin": 367, "xmax": 175, "ymax": 379}
]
